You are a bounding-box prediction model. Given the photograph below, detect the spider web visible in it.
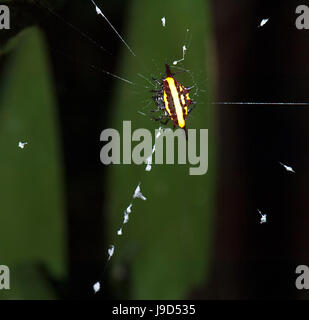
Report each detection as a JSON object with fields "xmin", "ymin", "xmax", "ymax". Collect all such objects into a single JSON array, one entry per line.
[
  {"xmin": 81, "ymin": 0, "xmax": 203, "ymax": 295},
  {"xmin": 16, "ymin": 0, "xmax": 309, "ymax": 301},
  {"xmin": 33, "ymin": 0, "xmax": 212, "ymax": 300}
]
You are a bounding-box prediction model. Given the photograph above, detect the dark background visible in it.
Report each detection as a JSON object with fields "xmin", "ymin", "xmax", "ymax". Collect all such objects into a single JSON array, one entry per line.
[{"xmin": 0, "ymin": 0, "xmax": 309, "ymax": 299}]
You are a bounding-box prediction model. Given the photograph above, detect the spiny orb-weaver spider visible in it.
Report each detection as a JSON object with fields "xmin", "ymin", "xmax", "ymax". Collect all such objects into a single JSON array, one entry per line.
[{"xmin": 151, "ymin": 64, "xmax": 196, "ymax": 135}]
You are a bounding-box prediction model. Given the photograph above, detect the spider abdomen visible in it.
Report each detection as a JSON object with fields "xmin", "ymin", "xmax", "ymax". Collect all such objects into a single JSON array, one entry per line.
[
  {"xmin": 163, "ymin": 77, "xmax": 191, "ymax": 128},
  {"xmin": 151, "ymin": 64, "xmax": 195, "ymax": 130}
]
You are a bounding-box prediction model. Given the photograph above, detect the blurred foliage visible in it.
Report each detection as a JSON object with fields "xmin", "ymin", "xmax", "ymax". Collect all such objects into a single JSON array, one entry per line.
[
  {"xmin": 106, "ymin": 0, "xmax": 216, "ymax": 299},
  {"xmin": 0, "ymin": 27, "xmax": 67, "ymax": 299},
  {"xmin": 0, "ymin": 0, "xmax": 216, "ymax": 300}
]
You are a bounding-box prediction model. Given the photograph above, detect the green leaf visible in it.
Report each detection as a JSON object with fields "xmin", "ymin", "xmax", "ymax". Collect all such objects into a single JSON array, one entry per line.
[
  {"xmin": 106, "ymin": 0, "xmax": 216, "ymax": 299},
  {"xmin": 0, "ymin": 27, "xmax": 67, "ymax": 299}
]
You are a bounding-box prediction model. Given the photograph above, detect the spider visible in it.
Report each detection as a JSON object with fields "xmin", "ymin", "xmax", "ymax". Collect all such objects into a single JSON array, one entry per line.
[{"xmin": 150, "ymin": 64, "xmax": 196, "ymax": 136}]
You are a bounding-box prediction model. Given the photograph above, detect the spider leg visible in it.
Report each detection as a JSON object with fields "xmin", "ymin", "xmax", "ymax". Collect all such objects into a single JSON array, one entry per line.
[
  {"xmin": 152, "ymin": 101, "xmax": 165, "ymax": 110},
  {"xmin": 152, "ymin": 95, "xmax": 165, "ymax": 110},
  {"xmin": 152, "ymin": 77, "xmax": 162, "ymax": 86},
  {"xmin": 152, "ymin": 114, "xmax": 170, "ymax": 120},
  {"xmin": 160, "ymin": 118, "xmax": 170, "ymax": 125},
  {"xmin": 151, "ymin": 114, "xmax": 170, "ymax": 124},
  {"xmin": 185, "ymin": 85, "xmax": 195, "ymax": 91},
  {"xmin": 150, "ymin": 107, "xmax": 165, "ymax": 113},
  {"xmin": 187, "ymin": 101, "xmax": 197, "ymax": 114}
]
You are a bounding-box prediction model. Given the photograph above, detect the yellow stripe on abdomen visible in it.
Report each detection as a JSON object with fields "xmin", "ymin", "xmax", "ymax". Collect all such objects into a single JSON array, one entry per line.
[
  {"xmin": 163, "ymin": 91, "xmax": 171, "ymax": 116},
  {"xmin": 166, "ymin": 77, "xmax": 185, "ymax": 128}
]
